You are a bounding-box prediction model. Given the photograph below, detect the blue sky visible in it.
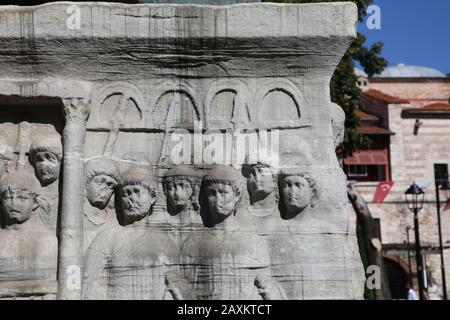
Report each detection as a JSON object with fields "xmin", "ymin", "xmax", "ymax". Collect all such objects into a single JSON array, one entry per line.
[{"xmin": 358, "ymin": 0, "xmax": 450, "ymax": 75}]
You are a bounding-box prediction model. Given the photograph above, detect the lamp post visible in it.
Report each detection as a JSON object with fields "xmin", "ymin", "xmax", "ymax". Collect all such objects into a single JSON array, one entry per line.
[
  {"xmin": 405, "ymin": 182, "xmax": 426, "ymax": 300},
  {"xmin": 406, "ymin": 226, "xmax": 413, "ymax": 285},
  {"xmin": 435, "ymin": 179, "xmax": 450, "ymax": 300}
]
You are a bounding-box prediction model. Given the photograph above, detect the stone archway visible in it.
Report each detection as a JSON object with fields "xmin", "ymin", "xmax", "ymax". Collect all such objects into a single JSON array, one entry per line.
[{"xmin": 383, "ymin": 255, "xmax": 410, "ymax": 299}]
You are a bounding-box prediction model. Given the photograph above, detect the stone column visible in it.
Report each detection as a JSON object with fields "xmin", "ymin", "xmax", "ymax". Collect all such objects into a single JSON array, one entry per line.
[{"xmin": 58, "ymin": 98, "xmax": 90, "ymax": 300}]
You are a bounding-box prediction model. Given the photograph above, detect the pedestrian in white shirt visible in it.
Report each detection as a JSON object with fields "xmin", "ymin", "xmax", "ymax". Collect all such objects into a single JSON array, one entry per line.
[{"xmin": 407, "ymin": 283, "xmax": 417, "ymax": 300}]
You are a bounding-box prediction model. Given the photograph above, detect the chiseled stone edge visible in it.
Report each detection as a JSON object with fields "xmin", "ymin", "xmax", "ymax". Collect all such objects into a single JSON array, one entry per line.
[{"xmin": 0, "ymin": 2, "xmax": 357, "ymax": 40}]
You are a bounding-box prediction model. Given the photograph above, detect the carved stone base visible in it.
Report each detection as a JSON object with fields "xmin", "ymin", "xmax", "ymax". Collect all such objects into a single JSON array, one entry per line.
[{"xmin": 0, "ymin": 2, "xmax": 364, "ymax": 299}]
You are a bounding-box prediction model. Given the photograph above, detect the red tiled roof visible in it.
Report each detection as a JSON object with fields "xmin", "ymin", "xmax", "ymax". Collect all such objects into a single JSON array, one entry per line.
[
  {"xmin": 354, "ymin": 110, "xmax": 379, "ymax": 121},
  {"xmin": 420, "ymin": 103, "xmax": 450, "ymax": 111},
  {"xmin": 344, "ymin": 150, "xmax": 388, "ymax": 165},
  {"xmin": 357, "ymin": 126, "xmax": 392, "ymax": 135},
  {"xmin": 363, "ymin": 89, "xmax": 409, "ymax": 104},
  {"xmin": 401, "ymin": 103, "xmax": 450, "ymax": 119},
  {"xmin": 404, "ymin": 98, "xmax": 449, "ymax": 102}
]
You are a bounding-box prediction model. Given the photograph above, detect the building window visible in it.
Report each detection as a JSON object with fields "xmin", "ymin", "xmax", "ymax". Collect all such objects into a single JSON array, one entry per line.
[
  {"xmin": 434, "ymin": 163, "xmax": 449, "ymax": 183},
  {"xmin": 376, "ymin": 165, "xmax": 387, "ymax": 181},
  {"xmin": 345, "ymin": 164, "xmax": 388, "ymax": 182},
  {"xmin": 348, "ymin": 165, "xmax": 368, "ymax": 177}
]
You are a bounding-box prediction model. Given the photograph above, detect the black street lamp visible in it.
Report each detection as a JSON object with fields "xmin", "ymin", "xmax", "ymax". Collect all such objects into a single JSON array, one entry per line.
[
  {"xmin": 405, "ymin": 182, "xmax": 426, "ymax": 300},
  {"xmin": 435, "ymin": 179, "xmax": 450, "ymax": 300},
  {"xmin": 406, "ymin": 226, "xmax": 413, "ymax": 285}
]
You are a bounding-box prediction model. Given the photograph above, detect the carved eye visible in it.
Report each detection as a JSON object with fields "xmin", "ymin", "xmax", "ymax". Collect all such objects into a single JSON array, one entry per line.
[
  {"xmin": 295, "ymin": 182, "xmax": 300, "ymax": 188},
  {"xmin": 209, "ymin": 189, "xmax": 217, "ymax": 197},
  {"xmin": 36, "ymin": 153, "xmax": 45, "ymax": 162},
  {"xmin": 181, "ymin": 183, "xmax": 191, "ymax": 191},
  {"xmin": 48, "ymin": 154, "xmax": 58, "ymax": 164}
]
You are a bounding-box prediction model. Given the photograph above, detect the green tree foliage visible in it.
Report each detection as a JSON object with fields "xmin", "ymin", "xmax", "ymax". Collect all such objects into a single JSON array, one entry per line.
[{"xmin": 266, "ymin": 0, "xmax": 388, "ymax": 157}]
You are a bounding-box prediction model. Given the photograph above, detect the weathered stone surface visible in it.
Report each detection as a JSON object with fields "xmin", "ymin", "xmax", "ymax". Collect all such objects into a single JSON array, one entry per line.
[
  {"xmin": 0, "ymin": 2, "xmax": 364, "ymax": 299},
  {"xmin": 139, "ymin": 0, "xmax": 260, "ymax": 4}
]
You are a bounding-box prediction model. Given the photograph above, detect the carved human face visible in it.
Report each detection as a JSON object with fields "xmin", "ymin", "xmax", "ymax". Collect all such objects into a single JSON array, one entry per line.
[
  {"xmin": 86, "ymin": 175, "xmax": 117, "ymax": 209},
  {"xmin": 0, "ymin": 188, "xmax": 35, "ymax": 225},
  {"xmin": 247, "ymin": 166, "xmax": 273, "ymax": 199},
  {"xmin": 120, "ymin": 184, "xmax": 156, "ymax": 224},
  {"xmin": 32, "ymin": 151, "xmax": 60, "ymax": 186},
  {"xmin": 206, "ymin": 182, "xmax": 237, "ymax": 220},
  {"xmin": 282, "ymin": 175, "xmax": 313, "ymax": 215},
  {"xmin": 165, "ymin": 178, "xmax": 194, "ymax": 213}
]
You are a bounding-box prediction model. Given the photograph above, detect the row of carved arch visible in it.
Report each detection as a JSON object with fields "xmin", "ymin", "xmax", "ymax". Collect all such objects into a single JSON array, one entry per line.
[{"xmin": 87, "ymin": 79, "xmax": 310, "ymax": 131}]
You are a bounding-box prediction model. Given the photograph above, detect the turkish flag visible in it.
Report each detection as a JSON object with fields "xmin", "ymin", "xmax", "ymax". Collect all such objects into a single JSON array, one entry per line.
[
  {"xmin": 443, "ymin": 199, "xmax": 450, "ymax": 212},
  {"xmin": 373, "ymin": 181, "xmax": 394, "ymax": 203}
]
